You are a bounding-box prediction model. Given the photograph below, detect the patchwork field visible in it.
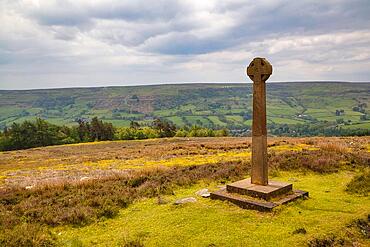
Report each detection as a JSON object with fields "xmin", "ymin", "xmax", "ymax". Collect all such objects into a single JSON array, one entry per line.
[
  {"xmin": 1, "ymin": 82, "xmax": 369, "ymax": 131},
  {"xmin": 0, "ymin": 137, "xmax": 369, "ymax": 246}
]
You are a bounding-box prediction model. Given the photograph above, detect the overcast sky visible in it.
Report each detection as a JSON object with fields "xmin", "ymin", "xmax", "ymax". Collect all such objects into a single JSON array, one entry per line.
[{"xmin": 1, "ymin": 0, "xmax": 370, "ymax": 89}]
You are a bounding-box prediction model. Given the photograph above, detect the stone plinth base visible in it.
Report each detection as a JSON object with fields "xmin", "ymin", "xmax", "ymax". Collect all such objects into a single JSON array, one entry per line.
[
  {"xmin": 227, "ymin": 178, "xmax": 292, "ymax": 200},
  {"xmin": 210, "ymin": 178, "xmax": 308, "ymax": 211}
]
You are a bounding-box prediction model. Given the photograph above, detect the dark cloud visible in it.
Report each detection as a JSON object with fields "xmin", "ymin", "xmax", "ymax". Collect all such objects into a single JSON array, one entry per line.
[
  {"xmin": 141, "ymin": 32, "xmax": 233, "ymax": 55},
  {"xmin": 28, "ymin": 1, "xmax": 90, "ymax": 27},
  {"xmin": 89, "ymin": 1, "xmax": 188, "ymax": 22},
  {"xmin": 27, "ymin": 0, "xmax": 189, "ymax": 26}
]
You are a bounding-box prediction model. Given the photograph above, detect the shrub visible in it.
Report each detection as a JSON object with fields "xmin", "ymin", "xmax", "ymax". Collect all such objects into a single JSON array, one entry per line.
[
  {"xmin": 0, "ymin": 160, "xmax": 249, "ymax": 243},
  {"xmin": 346, "ymin": 169, "xmax": 370, "ymax": 196},
  {"xmin": 0, "ymin": 223, "xmax": 57, "ymax": 247},
  {"xmin": 269, "ymin": 148, "xmax": 369, "ymax": 174},
  {"xmin": 307, "ymin": 234, "xmax": 343, "ymax": 247},
  {"xmin": 215, "ymin": 128, "xmax": 229, "ymax": 137},
  {"xmin": 175, "ymin": 129, "xmax": 188, "ymax": 137}
]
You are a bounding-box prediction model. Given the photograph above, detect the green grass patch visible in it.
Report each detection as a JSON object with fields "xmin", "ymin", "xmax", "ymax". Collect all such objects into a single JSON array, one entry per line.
[
  {"xmin": 105, "ymin": 119, "xmax": 131, "ymax": 127},
  {"xmin": 225, "ymin": 115, "xmax": 243, "ymax": 123},
  {"xmin": 165, "ymin": 116, "xmax": 185, "ymax": 126},
  {"xmin": 184, "ymin": 116, "xmax": 212, "ymax": 126},
  {"xmin": 270, "ymin": 117, "xmax": 305, "ymax": 125},
  {"xmin": 342, "ymin": 122, "xmax": 370, "ymax": 130},
  {"xmin": 57, "ymin": 171, "xmax": 370, "ymax": 246},
  {"xmin": 207, "ymin": 116, "xmax": 227, "ymax": 127},
  {"xmin": 244, "ymin": 119, "xmax": 252, "ymax": 126}
]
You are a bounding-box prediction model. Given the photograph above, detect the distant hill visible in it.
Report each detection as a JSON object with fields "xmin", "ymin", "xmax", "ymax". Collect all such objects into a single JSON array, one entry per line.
[{"xmin": 0, "ymin": 82, "xmax": 369, "ymax": 131}]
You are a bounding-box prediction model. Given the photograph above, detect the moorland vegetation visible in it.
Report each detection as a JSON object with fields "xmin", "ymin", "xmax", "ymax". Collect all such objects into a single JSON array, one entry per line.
[{"xmin": 0, "ymin": 137, "xmax": 369, "ymax": 246}]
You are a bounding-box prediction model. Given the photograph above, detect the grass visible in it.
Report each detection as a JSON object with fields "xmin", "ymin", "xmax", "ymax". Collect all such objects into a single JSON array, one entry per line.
[
  {"xmin": 83, "ymin": 151, "xmax": 252, "ymax": 170},
  {"xmin": 270, "ymin": 117, "xmax": 305, "ymax": 125},
  {"xmin": 225, "ymin": 115, "xmax": 244, "ymax": 123},
  {"xmin": 268, "ymin": 105, "xmax": 299, "ymax": 116},
  {"xmin": 0, "ymin": 136, "xmax": 369, "ymax": 246},
  {"xmin": 0, "ymin": 161, "xmax": 250, "ymax": 245},
  {"xmin": 57, "ymin": 171, "xmax": 370, "ymax": 247},
  {"xmin": 184, "ymin": 116, "xmax": 212, "ymax": 126},
  {"xmin": 346, "ymin": 169, "xmax": 370, "ymax": 196},
  {"xmin": 165, "ymin": 116, "xmax": 185, "ymax": 126},
  {"xmin": 207, "ymin": 116, "xmax": 227, "ymax": 127},
  {"xmin": 1, "ymin": 137, "xmax": 368, "ymax": 189},
  {"xmin": 103, "ymin": 119, "xmax": 131, "ymax": 127},
  {"xmin": 342, "ymin": 121, "xmax": 370, "ymax": 130}
]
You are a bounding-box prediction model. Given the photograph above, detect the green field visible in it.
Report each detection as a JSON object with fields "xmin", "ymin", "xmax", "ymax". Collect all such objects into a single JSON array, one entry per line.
[{"xmin": 0, "ymin": 82, "xmax": 369, "ymax": 130}]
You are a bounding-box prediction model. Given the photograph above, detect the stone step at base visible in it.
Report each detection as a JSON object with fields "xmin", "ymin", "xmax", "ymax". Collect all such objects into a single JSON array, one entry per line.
[
  {"xmin": 210, "ymin": 188, "xmax": 308, "ymax": 212},
  {"xmin": 226, "ymin": 178, "xmax": 293, "ymax": 200}
]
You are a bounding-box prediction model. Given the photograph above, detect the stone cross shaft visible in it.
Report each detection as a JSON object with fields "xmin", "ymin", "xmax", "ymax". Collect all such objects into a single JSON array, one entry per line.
[{"xmin": 247, "ymin": 57, "xmax": 273, "ymax": 185}]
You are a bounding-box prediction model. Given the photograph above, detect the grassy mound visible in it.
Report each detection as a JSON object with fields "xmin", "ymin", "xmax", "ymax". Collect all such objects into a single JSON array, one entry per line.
[{"xmin": 346, "ymin": 169, "xmax": 370, "ymax": 196}]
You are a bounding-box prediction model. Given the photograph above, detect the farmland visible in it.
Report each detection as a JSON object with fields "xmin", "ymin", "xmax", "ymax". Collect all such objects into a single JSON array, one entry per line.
[
  {"xmin": 0, "ymin": 82, "xmax": 369, "ymax": 132},
  {"xmin": 0, "ymin": 136, "xmax": 369, "ymax": 246}
]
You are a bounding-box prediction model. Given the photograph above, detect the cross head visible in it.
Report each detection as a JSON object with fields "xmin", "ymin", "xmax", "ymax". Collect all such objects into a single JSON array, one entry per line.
[{"xmin": 247, "ymin": 57, "xmax": 272, "ymax": 83}]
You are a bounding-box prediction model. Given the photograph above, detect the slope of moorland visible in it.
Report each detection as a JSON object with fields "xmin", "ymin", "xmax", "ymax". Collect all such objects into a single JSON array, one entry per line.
[
  {"xmin": 0, "ymin": 82, "xmax": 369, "ymax": 131},
  {"xmin": 0, "ymin": 137, "xmax": 369, "ymax": 246}
]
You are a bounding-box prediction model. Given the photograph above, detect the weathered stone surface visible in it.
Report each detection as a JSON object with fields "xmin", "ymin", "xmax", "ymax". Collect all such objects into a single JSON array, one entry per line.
[
  {"xmin": 196, "ymin": 188, "xmax": 210, "ymax": 197},
  {"xmin": 226, "ymin": 178, "xmax": 293, "ymax": 200},
  {"xmin": 80, "ymin": 176, "xmax": 89, "ymax": 181},
  {"xmin": 210, "ymin": 189, "xmax": 308, "ymax": 211},
  {"xmin": 174, "ymin": 197, "xmax": 197, "ymax": 205},
  {"xmin": 210, "ymin": 58, "xmax": 309, "ymax": 211},
  {"xmin": 247, "ymin": 57, "xmax": 272, "ymax": 186},
  {"xmin": 196, "ymin": 188, "xmax": 208, "ymax": 195}
]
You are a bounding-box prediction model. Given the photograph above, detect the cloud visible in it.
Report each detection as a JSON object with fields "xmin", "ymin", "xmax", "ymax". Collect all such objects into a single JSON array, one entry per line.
[{"xmin": 0, "ymin": 0, "xmax": 369, "ymax": 89}]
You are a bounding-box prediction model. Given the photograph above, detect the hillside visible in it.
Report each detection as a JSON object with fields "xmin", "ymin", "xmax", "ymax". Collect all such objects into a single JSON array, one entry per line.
[{"xmin": 0, "ymin": 82, "xmax": 369, "ymax": 131}]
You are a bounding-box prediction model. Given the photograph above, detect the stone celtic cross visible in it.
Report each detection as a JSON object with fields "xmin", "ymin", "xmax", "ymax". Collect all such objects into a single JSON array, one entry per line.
[
  {"xmin": 210, "ymin": 58, "xmax": 307, "ymax": 210},
  {"xmin": 247, "ymin": 57, "xmax": 272, "ymax": 185}
]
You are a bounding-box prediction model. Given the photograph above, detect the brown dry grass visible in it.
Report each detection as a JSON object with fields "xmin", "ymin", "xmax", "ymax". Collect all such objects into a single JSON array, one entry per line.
[
  {"xmin": 0, "ymin": 136, "xmax": 369, "ymax": 246},
  {"xmin": 0, "ymin": 137, "xmax": 369, "ymax": 189},
  {"xmin": 0, "ymin": 160, "xmax": 249, "ymax": 245}
]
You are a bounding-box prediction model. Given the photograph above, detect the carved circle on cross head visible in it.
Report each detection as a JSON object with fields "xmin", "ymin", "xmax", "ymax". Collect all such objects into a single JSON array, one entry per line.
[{"xmin": 246, "ymin": 57, "xmax": 272, "ymax": 83}]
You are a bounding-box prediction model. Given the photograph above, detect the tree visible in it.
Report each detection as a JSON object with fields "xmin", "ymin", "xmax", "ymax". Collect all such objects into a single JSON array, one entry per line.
[
  {"xmin": 336, "ymin": 118, "xmax": 344, "ymax": 124},
  {"xmin": 0, "ymin": 118, "xmax": 69, "ymax": 151},
  {"xmin": 152, "ymin": 119, "xmax": 176, "ymax": 137},
  {"xmin": 90, "ymin": 117, "xmax": 114, "ymax": 141},
  {"xmin": 76, "ymin": 117, "xmax": 114, "ymax": 142},
  {"xmin": 130, "ymin": 121, "xmax": 140, "ymax": 129},
  {"xmin": 77, "ymin": 119, "xmax": 91, "ymax": 142}
]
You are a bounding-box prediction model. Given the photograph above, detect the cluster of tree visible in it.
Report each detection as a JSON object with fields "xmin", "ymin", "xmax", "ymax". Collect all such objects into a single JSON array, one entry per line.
[
  {"xmin": 360, "ymin": 114, "xmax": 369, "ymax": 121},
  {"xmin": 269, "ymin": 123, "xmax": 370, "ymax": 137},
  {"xmin": 335, "ymin": 109, "xmax": 344, "ymax": 116},
  {"xmin": 115, "ymin": 121, "xmax": 228, "ymax": 140},
  {"xmin": 0, "ymin": 118, "xmax": 228, "ymax": 151},
  {"xmin": 76, "ymin": 117, "xmax": 114, "ymax": 142},
  {"xmin": 0, "ymin": 118, "xmax": 73, "ymax": 151},
  {"xmin": 33, "ymin": 96, "xmax": 74, "ymax": 109},
  {"xmin": 0, "ymin": 117, "xmax": 114, "ymax": 151},
  {"xmin": 175, "ymin": 126, "xmax": 229, "ymax": 137},
  {"xmin": 1, "ymin": 115, "xmax": 367, "ymax": 151},
  {"xmin": 352, "ymin": 103, "xmax": 367, "ymax": 113}
]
